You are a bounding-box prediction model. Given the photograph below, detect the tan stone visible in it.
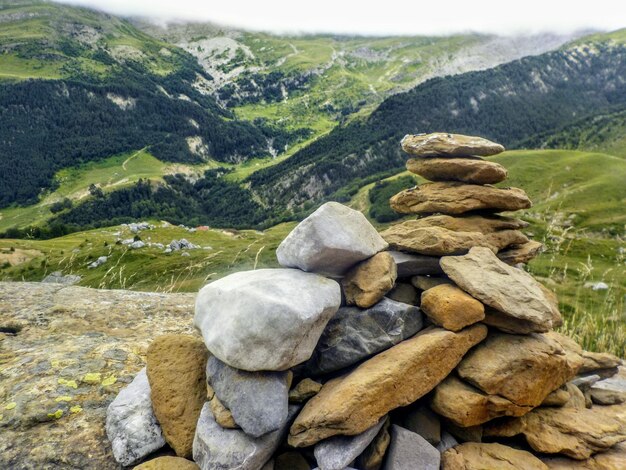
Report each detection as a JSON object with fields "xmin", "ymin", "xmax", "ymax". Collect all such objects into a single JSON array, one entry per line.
[
  {"xmin": 401, "ymin": 133, "xmax": 505, "ymax": 157},
  {"xmin": 357, "ymin": 417, "xmax": 391, "ymax": 470},
  {"xmin": 407, "ymin": 157, "xmax": 508, "ymax": 184},
  {"xmin": 420, "ymin": 284, "xmax": 485, "ymax": 331},
  {"xmin": 544, "ymin": 332, "xmax": 617, "ymax": 376},
  {"xmin": 342, "ymin": 252, "xmax": 397, "ymax": 308},
  {"xmin": 411, "ymin": 275, "xmax": 454, "ymax": 291},
  {"xmin": 289, "ymin": 378, "xmax": 322, "ymax": 403},
  {"xmin": 288, "ymin": 325, "xmax": 487, "ymax": 447},
  {"xmin": 442, "ymin": 442, "xmax": 548, "ymax": 470},
  {"xmin": 542, "ymin": 386, "xmax": 572, "ymax": 407},
  {"xmin": 482, "ymin": 307, "xmax": 549, "ymax": 334},
  {"xmin": 390, "ymin": 182, "xmax": 531, "ymax": 215},
  {"xmin": 431, "ymin": 375, "xmax": 531, "ymax": 427},
  {"xmin": 564, "ymin": 383, "xmax": 588, "ymax": 409},
  {"xmin": 206, "ymin": 384, "xmax": 238, "ymax": 429},
  {"xmin": 539, "ymin": 284, "xmax": 563, "ymax": 328},
  {"xmin": 135, "ymin": 456, "xmax": 200, "ymax": 470},
  {"xmin": 497, "ymin": 240, "xmax": 543, "ymax": 265},
  {"xmin": 484, "ymin": 405, "xmax": 626, "ymax": 460},
  {"xmin": 457, "ymin": 332, "xmax": 580, "ymax": 408},
  {"xmin": 441, "ymin": 247, "xmax": 556, "ymax": 332},
  {"xmin": 381, "ymin": 223, "xmax": 528, "ymax": 256},
  {"xmin": 541, "ymin": 442, "xmax": 626, "ymax": 469},
  {"xmin": 146, "ymin": 335, "xmax": 208, "ymax": 458},
  {"xmin": 408, "ymin": 214, "xmax": 529, "ymax": 233}
]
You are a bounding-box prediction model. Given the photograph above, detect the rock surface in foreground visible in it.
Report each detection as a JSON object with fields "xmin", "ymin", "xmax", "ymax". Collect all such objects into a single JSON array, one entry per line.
[
  {"xmin": 289, "ymin": 325, "xmax": 487, "ymax": 447},
  {"xmin": 276, "ymin": 201, "xmax": 388, "ymax": 276},
  {"xmin": 194, "ymin": 268, "xmax": 341, "ymax": 371},
  {"xmin": 401, "ymin": 133, "xmax": 505, "ymax": 157}
]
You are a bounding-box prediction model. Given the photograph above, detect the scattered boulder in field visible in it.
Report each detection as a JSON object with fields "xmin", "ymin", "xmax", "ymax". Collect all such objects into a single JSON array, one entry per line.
[
  {"xmin": 105, "ymin": 368, "xmax": 165, "ymax": 466},
  {"xmin": 146, "ymin": 335, "xmax": 208, "ymax": 458},
  {"xmin": 206, "ymin": 355, "xmax": 290, "ymax": 438},
  {"xmin": 383, "ymin": 424, "xmax": 440, "ymax": 470},
  {"xmin": 420, "ymin": 284, "xmax": 485, "ymax": 331},
  {"xmin": 401, "ymin": 133, "xmax": 505, "ymax": 157},
  {"xmin": 298, "ymin": 297, "xmax": 423, "ymax": 376},
  {"xmin": 441, "ymin": 442, "xmax": 548, "ymax": 470},
  {"xmin": 406, "ymin": 157, "xmax": 508, "ymax": 184},
  {"xmin": 441, "ymin": 247, "xmax": 555, "ymax": 332},
  {"xmin": 342, "ymin": 252, "xmax": 397, "ymax": 308},
  {"xmin": 390, "ymin": 183, "xmax": 531, "ymax": 215},
  {"xmin": 194, "ymin": 268, "xmax": 341, "ymax": 371},
  {"xmin": 276, "ymin": 202, "xmax": 387, "ymax": 276},
  {"xmin": 288, "ymin": 325, "xmax": 487, "ymax": 447}
]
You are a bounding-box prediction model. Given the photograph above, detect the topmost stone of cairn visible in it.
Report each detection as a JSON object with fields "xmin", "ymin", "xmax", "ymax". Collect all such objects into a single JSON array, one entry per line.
[{"xmin": 401, "ymin": 133, "xmax": 505, "ymax": 157}]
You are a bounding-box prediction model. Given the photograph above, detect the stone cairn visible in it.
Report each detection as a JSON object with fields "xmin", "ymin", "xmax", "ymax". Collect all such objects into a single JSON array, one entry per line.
[{"xmin": 105, "ymin": 133, "xmax": 626, "ymax": 470}]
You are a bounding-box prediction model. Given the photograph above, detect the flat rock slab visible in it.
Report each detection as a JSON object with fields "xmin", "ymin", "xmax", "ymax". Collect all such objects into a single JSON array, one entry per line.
[
  {"xmin": 457, "ymin": 332, "xmax": 579, "ymax": 408},
  {"xmin": 497, "ymin": 240, "xmax": 543, "ymax": 265},
  {"xmin": 440, "ymin": 247, "xmax": 555, "ymax": 331},
  {"xmin": 407, "ymin": 157, "xmax": 508, "ymax": 184},
  {"xmin": 384, "ymin": 425, "xmax": 440, "ymax": 470},
  {"xmin": 314, "ymin": 418, "xmax": 385, "ymax": 470},
  {"xmin": 289, "ymin": 325, "xmax": 487, "ymax": 447},
  {"xmin": 390, "ymin": 182, "xmax": 531, "ymax": 215},
  {"xmin": 388, "ymin": 251, "xmax": 443, "ymax": 277},
  {"xmin": 540, "ymin": 441, "xmax": 626, "ymax": 469},
  {"xmin": 146, "ymin": 334, "xmax": 208, "ymax": 458},
  {"xmin": 194, "ymin": 268, "xmax": 341, "ymax": 371},
  {"xmin": 0, "ymin": 282, "xmax": 196, "ymax": 470},
  {"xmin": 442, "ymin": 442, "xmax": 548, "ymax": 470},
  {"xmin": 206, "ymin": 355, "xmax": 290, "ymax": 438},
  {"xmin": 382, "ymin": 222, "xmax": 528, "ymax": 256},
  {"xmin": 106, "ymin": 368, "xmax": 166, "ymax": 466},
  {"xmin": 342, "ymin": 252, "xmax": 397, "ymax": 308},
  {"xmin": 276, "ymin": 202, "xmax": 388, "ymax": 276},
  {"xmin": 401, "ymin": 133, "xmax": 505, "ymax": 157},
  {"xmin": 192, "ymin": 402, "xmax": 298, "ymax": 470},
  {"xmin": 406, "ymin": 214, "xmax": 528, "ymax": 233},
  {"xmin": 298, "ymin": 297, "xmax": 424, "ymax": 376}
]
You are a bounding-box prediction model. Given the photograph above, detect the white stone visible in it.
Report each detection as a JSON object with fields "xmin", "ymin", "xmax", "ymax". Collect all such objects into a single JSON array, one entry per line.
[
  {"xmin": 276, "ymin": 202, "xmax": 388, "ymax": 276},
  {"xmin": 194, "ymin": 268, "xmax": 341, "ymax": 371}
]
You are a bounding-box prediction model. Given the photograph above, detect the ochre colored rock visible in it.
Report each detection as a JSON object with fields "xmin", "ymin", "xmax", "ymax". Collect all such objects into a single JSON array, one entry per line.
[
  {"xmin": 206, "ymin": 384, "xmax": 238, "ymax": 429},
  {"xmin": 356, "ymin": 417, "xmax": 391, "ymax": 470},
  {"xmin": 541, "ymin": 441, "xmax": 626, "ymax": 469},
  {"xmin": 407, "ymin": 214, "xmax": 528, "ymax": 233},
  {"xmin": 497, "ymin": 240, "xmax": 543, "ymax": 265},
  {"xmin": 407, "ymin": 157, "xmax": 508, "ymax": 184},
  {"xmin": 431, "ymin": 375, "xmax": 531, "ymax": 427},
  {"xmin": 401, "ymin": 133, "xmax": 505, "ymax": 157},
  {"xmin": 288, "ymin": 325, "xmax": 487, "ymax": 447},
  {"xmin": 457, "ymin": 332, "xmax": 580, "ymax": 408},
  {"xmin": 289, "ymin": 378, "xmax": 322, "ymax": 403},
  {"xmin": 545, "ymin": 332, "xmax": 617, "ymax": 375},
  {"xmin": 135, "ymin": 456, "xmax": 199, "ymax": 470},
  {"xmin": 420, "ymin": 284, "xmax": 485, "ymax": 332},
  {"xmin": 381, "ymin": 223, "xmax": 528, "ymax": 256},
  {"xmin": 442, "ymin": 442, "xmax": 548, "ymax": 470},
  {"xmin": 146, "ymin": 335, "xmax": 208, "ymax": 458},
  {"xmin": 342, "ymin": 252, "xmax": 397, "ymax": 308},
  {"xmin": 484, "ymin": 405, "xmax": 626, "ymax": 460},
  {"xmin": 390, "ymin": 182, "xmax": 531, "ymax": 215}
]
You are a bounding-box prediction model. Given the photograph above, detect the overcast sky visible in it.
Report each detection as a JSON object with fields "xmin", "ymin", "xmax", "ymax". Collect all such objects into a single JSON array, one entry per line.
[{"xmin": 55, "ymin": 0, "xmax": 626, "ymax": 36}]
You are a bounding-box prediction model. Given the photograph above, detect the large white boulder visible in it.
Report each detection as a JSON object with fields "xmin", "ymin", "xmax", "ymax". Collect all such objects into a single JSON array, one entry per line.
[
  {"xmin": 194, "ymin": 268, "xmax": 341, "ymax": 371},
  {"xmin": 276, "ymin": 202, "xmax": 388, "ymax": 276}
]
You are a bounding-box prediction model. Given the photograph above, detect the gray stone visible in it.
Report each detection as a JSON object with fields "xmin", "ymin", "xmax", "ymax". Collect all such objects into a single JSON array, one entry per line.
[
  {"xmin": 105, "ymin": 368, "xmax": 165, "ymax": 466},
  {"xmin": 401, "ymin": 404, "xmax": 441, "ymax": 446},
  {"xmin": 129, "ymin": 240, "xmax": 145, "ymax": 249},
  {"xmin": 206, "ymin": 356, "xmax": 289, "ymax": 438},
  {"xmin": 299, "ymin": 298, "xmax": 423, "ymax": 376},
  {"xmin": 385, "ymin": 282, "xmax": 419, "ymax": 305},
  {"xmin": 314, "ymin": 418, "xmax": 385, "ymax": 470},
  {"xmin": 194, "ymin": 268, "xmax": 341, "ymax": 371},
  {"xmin": 41, "ymin": 271, "xmax": 82, "ymax": 285},
  {"xmin": 571, "ymin": 374, "xmax": 601, "ymax": 391},
  {"xmin": 276, "ymin": 202, "xmax": 388, "ymax": 276},
  {"xmin": 440, "ymin": 247, "xmax": 555, "ymax": 332},
  {"xmin": 590, "ymin": 368, "xmax": 626, "ymax": 405},
  {"xmin": 388, "ymin": 251, "xmax": 443, "ymax": 277},
  {"xmin": 383, "ymin": 425, "xmax": 440, "ymax": 470},
  {"xmin": 436, "ymin": 432, "xmax": 459, "ymax": 454},
  {"xmin": 192, "ymin": 402, "xmax": 298, "ymax": 470}
]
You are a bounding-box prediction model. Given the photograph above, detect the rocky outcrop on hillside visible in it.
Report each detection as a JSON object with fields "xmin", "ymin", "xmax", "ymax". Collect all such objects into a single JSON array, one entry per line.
[{"xmin": 2, "ymin": 133, "xmax": 625, "ymax": 469}]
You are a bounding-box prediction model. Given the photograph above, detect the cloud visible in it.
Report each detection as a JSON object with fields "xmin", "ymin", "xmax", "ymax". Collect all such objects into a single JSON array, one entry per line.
[{"xmin": 54, "ymin": 0, "xmax": 625, "ymax": 36}]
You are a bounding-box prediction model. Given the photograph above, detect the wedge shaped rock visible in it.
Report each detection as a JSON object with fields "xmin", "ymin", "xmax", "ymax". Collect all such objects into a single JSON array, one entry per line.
[
  {"xmin": 194, "ymin": 268, "xmax": 341, "ymax": 371},
  {"xmin": 314, "ymin": 418, "xmax": 385, "ymax": 470},
  {"xmin": 401, "ymin": 133, "xmax": 505, "ymax": 157},
  {"xmin": 440, "ymin": 247, "xmax": 555, "ymax": 331},
  {"xmin": 206, "ymin": 356, "xmax": 290, "ymax": 438},
  {"xmin": 384, "ymin": 425, "xmax": 440, "ymax": 470},
  {"xmin": 298, "ymin": 297, "xmax": 423, "ymax": 376},
  {"xmin": 390, "ymin": 182, "xmax": 531, "ymax": 215},
  {"xmin": 192, "ymin": 402, "xmax": 298, "ymax": 470},
  {"xmin": 276, "ymin": 202, "xmax": 387, "ymax": 276},
  {"xmin": 407, "ymin": 157, "xmax": 508, "ymax": 184},
  {"xmin": 289, "ymin": 325, "xmax": 487, "ymax": 447},
  {"xmin": 342, "ymin": 252, "xmax": 397, "ymax": 308},
  {"xmin": 497, "ymin": 240, "xmax": 543, "ymax": 265},
  {"xmin": 441, "ymin": 443, "xmax": 548, "ymax": 470},
  {"xmin": 106, "ymin": 368, "xmax": 166, "ymax": 466}
]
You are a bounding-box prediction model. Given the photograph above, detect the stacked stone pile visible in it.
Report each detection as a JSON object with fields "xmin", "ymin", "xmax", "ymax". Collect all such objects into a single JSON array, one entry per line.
[{"xmin": 105, "ymin": 133, "xmax": 626, "ymax": 470}]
